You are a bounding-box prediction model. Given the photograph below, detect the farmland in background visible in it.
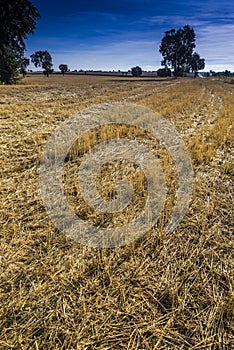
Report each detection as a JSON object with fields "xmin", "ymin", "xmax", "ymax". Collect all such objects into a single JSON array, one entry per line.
[{"xmin": 0, "ymin": 74, "xmax": 233, "ymax": 349}]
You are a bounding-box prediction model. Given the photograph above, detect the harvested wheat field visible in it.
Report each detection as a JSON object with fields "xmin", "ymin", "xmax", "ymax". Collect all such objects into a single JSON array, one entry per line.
[{"xmin": 0, "ymin": 74, "xmax": 233, "ymax": 349}]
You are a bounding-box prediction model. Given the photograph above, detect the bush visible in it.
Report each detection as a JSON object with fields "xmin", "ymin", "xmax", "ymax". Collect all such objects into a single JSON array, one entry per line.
[
  {"xmin": 157, "ymin": 68, "xmax": 171, "ymax": 77},
  {"xmin": 131, "ymin": 66, "xmax": 142, "ymax": 77}
]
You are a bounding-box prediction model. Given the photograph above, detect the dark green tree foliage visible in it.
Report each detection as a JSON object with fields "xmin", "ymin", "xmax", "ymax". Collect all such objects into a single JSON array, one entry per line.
[
  {"xmin": 0, "ymin": 0, "xmax": 40, "ymax": 84},
  {"xmin": 224, "ymin": 70, "xmax": 231, "ymax": 77},
  {"xmin": 0, "ymin": 47, "xmax": 22, "ymax": 84},
  {"xmin": 190, "ymin": 52, "xmax": 205, "ymax": 75},
  {"xmin": 20, "ymin": 57, "xmax": 30, "ymax": 77},
  {"xmin": 157, "ymin": 68, "xmax": 171, "ymax": 77},
  {"xmin": 131, "ymin": 66, "xmax": 142, "ymax": 77},
  {"xmin": 31, "ymin": 51, "xmax": 53, "ymax": 77},
  {"xmin": 160, "ymin": 25, "xmax": 205, "ymax": 77},
  {"xmin": 59, "ymin": 64, "xmax": 68, "ymax": 75}
]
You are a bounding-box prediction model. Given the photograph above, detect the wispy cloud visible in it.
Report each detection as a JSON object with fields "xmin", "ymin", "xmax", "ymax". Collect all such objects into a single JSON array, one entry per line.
[
  {"xmin": 37, "ymin": 40, "xmax": 158, "ymax": 71},
  {"xmin": 27, "ymin": 0, "xmax": 234, "ymax": 72},
  {"xmin": 196, "ymin": 24, "xmax": 234, "ymax": 70}
]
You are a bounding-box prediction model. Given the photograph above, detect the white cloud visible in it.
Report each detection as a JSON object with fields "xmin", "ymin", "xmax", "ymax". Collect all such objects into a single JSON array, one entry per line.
[
  {"xmin": 26, "ymin": 9, "xmax": 234, "ymax": 72},
  {"xmin": 44, "ymin": 40, "xmax": 161, "ymax": 71},
  {"xmin": 196, "ymin": 24, "xmax": 234, "ymax": 69}
]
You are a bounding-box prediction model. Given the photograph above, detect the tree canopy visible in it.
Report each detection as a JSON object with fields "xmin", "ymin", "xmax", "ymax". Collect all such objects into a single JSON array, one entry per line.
[
  {"xmin": 0, "ymin": 0, "xmax": 40, "ymax": 84},
  {"xmin": 59, "ymin": 64, "xmax": 69, "ymax": 75},
  {"xmin": 159, "ymin": 25, "xmax": 205, "ymax": 77},
  {"xmin": 20, "ymin": 57, "xmax": 30, "ymax": 77},
  {"xmin": 31, "ymin": 51, "xmax": 53, "ymax": 77},
  {"xmin": 131, "ymin": 66, "xmax": 142, "ymax": 77},
  {"xmin": 190, "ymin": 52, "xmax": 205, "ymax": 74}
]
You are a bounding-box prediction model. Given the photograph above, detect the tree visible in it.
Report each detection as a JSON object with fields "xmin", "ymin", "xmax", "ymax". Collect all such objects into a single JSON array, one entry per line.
[
  {"xmin": 20, "ymin": 57, "xmax": 30, "ymax": 77},
  {"xmin": 0, "ymin": 0, "xmax": 40, "ymax": 84},
  {"xmin": 0, "ymin": 47, "xmax": 22, "ymax": 84},
  {"xmin": 159, "ymin": 25, "xmax": 205, "ymax": 77},
  {"xmin": 224, "ymin": 70, "xmax": 231, "ymax": 77},
  {"xmin": 190, "ymin": 52, "xmax": 205, "ymax": 77},
  {"xmin": 31, "ymin": 51, "xmax": 53, "ymax": 77},
  {"xmin": 59, "ymin": 64, "xmax": 68, "ymax": 75},
  {"xmin": 157, "ymin": 68, "xmax": 171, "ymax": 77},
  {"xmin": 131, "ymin": 66, "xmax": 142, "ymax": 77}
]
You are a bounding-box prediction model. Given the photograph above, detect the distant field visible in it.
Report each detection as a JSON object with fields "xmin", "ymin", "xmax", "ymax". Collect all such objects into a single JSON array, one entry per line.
[{"xmin": 0, "ymin": 75, "xmax": 233, "ymax": 349}]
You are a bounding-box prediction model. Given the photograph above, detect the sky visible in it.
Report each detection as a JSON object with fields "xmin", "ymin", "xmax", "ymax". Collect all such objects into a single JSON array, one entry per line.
[{"xmin": 25, "ymin": 0, "xmax": 234, "ymax": 72}]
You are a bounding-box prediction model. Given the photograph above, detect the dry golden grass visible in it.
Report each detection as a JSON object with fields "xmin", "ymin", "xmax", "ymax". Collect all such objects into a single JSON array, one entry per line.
[{"xmin": 0, "ymin": 74, "xmax": 233, "ymax": 349}]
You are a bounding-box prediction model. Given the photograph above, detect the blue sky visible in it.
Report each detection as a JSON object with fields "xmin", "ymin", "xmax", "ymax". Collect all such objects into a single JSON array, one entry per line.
[{"xmin": 25, "ymin": 0, "xmax": 234, "ymax": 72}]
